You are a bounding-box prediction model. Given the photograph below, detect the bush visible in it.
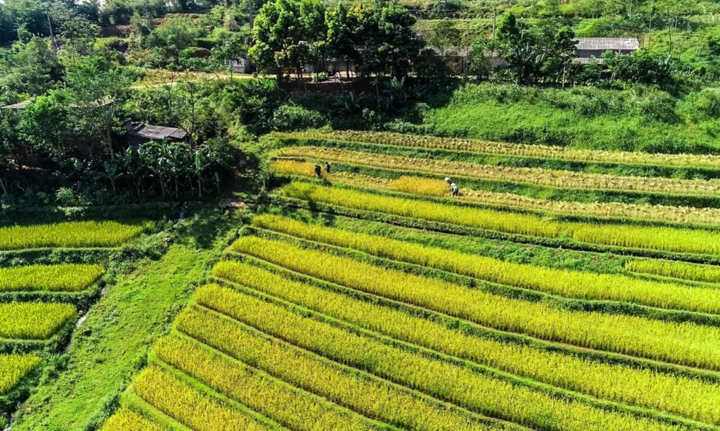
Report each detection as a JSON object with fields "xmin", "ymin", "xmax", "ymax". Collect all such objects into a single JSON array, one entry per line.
[{"xmin": 271, "ymin": 105, "xmax": 326, "ymax": 131}]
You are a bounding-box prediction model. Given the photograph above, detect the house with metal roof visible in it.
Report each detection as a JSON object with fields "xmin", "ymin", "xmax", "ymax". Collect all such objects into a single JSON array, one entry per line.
[
  {"xmin": 125, "ymin": 120, "xmax": 188, "ymax": 145},
  {"xmin": 574, "ymin": 38, "xmax": 640, "ymax": 64}
]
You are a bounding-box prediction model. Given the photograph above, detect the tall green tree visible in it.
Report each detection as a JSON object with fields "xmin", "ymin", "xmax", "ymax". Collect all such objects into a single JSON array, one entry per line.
[
  {"xmin": 65, "ymin": 58, "xmax": 131, "ymax": 160},
  {"xmin": 326, "ymin": 3, "xmax": 357, "ymax": 77},
  {"xmin": 249, "ymin": 0, "xmax": 307, "ymax": 82}
]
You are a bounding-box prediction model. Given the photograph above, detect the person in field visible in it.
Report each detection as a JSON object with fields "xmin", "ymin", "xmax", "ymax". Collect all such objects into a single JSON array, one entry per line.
[
  {"xmin": 325, "ymin": 162, "xmax": 331, "ymax": 173},
  {"xmin": 450, "ymin": 182, "xmax": 459, "ymax": 197},
  {"xmin": 314, "ymin": 164, "xmax": 322, "ymax": 177}
]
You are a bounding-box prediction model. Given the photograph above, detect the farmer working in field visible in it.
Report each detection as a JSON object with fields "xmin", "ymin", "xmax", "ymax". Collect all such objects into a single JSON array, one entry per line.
[
  {"xmin": 325, "ymin": 161, "xmax": 331, "ymax": 173},
  {"xmin": 314, "ymin": 164, "xmax": 322, "ymax": 177},
  {"xmin": 450, "ymin": 182, "xmax": 459, "ymax": 197}
]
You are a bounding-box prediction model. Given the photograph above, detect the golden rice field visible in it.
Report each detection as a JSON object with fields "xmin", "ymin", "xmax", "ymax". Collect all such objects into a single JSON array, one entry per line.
[
  {"xmin": 278, "ymin": 182, "xmax": 720, "ymax": 256},
  {"xmin": 211, "ymin": 261, "xmax": 720, "ymax": 425},
  {"xmin": 102, "ymin": 134, "xmax": 720, "ymax": 431},
  {"xmin": 0, "ymin": 221, "xmax": 146, "ymax": 251},
  {"xmin": 272, "ymin": 160, "xmax": 720, "ymax": 226},
  {"xmin": 278, "ymin": 130, "xmax": 720, "ymax": 171},
  {"xmin": 251, "ymin": 214, "xmax": 720, "ymax": 314},
  {"xmin": 277, "ymin": 146, "xmax": 720, "ymax": 197},
  {"xmin": 0, "ymin": 302, "xmax": 76, "ymax": 340},
  {"xmin": 0, "ymin": 264, "xmax": 104, "ymax": 293},
  {"xmin": 0, "ymin": 354, "xmax": 41, "ymax": 395}
]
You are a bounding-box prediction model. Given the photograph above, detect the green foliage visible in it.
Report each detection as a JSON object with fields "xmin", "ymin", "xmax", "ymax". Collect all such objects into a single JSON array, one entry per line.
[{"xmin": 270, "ymin": 105, "xmax": 326, "ymax": 131}]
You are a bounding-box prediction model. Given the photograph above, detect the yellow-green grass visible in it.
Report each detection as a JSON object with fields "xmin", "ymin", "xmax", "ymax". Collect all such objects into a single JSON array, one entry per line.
[
  {"xmin": 278, "ymin": 182, "xmax": 720, "ymax": 256},
  {"xmin": 213, "ymin": 261, "xmax": 720, "ymax": 426},
  {"xmin": 0, "ymin": 354, "xmax": 41, "ymax": 395},
  {"xmin": 627, "ymin": 260, "xmax": 720, "ymax": 284},
  {"xmin": 229, "ymin": 235, "xmax": 720, "ymax": 371},
  {"xmin": 272, "ymin": 160, "xmax": 720, "ymax": 227},
  {"xmin": 133, "ymin": 366, "xmax": 278, "ymax": 431},
  {"xmin": 0, "ymin": 302, "xmax": 76, "ymax": 340},
  {"xmin": 278, "ymin": 145, "xmax": 720, "ymax": 197},
  {"xmin": 100, "ymin": 408, "xmax": 166, "ymax": 431},
  {"xmin": 167, "ymin": 316, "xmax": 512, "ymax": 431},
  {"xmin": 279, "ymin": 130, "xmax": 720, "ymax": 171},
  {"xmin": 189, "ymin": 284, "xmax": 691, "ymax": 431},
  {"xmin": 0, "ymin": 221, "xmax": 146, "ymax": 251},
  {"xmin": 252, "ymin": 214, "xmax": 720, "ymax": 315},
  {"xmin": 156, "ymin": 336, "xmax": 404, "ymax": 431},
  {"xmin": 0, "ymin": 264, "xmax": 104, "ymax": 293}
]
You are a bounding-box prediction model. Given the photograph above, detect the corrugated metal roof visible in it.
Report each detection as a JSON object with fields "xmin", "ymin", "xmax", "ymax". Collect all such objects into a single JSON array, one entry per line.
[
  {"xmin": 575, "ymin": 38, "xmax": 640, "ymax": 51},
  {"xmin": 1, "ymin": 101, "xmax": 30, "ymax": 110},
  {"xmin": 130, "ymin": 124, "xmax": 187, "ymax": 141}
]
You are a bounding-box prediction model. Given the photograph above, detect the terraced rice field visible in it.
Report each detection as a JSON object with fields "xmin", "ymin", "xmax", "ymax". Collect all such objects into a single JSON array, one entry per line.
[
  {"xmin": 0, "ymin": 220, "xmax": 142, "ymax": 424},
  {"xmin": 103, "ymin": 132, "xmax": 720, "ymax": 430}
]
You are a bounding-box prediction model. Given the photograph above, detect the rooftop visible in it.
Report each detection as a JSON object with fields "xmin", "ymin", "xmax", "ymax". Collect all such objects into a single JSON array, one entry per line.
[
  {"xmin": 575, "ymin": 38, "xmax": 640, "ymax": 51},
  {"xmin": 129, "ymin": 124, "xmax": 187, "ymax": 141}
]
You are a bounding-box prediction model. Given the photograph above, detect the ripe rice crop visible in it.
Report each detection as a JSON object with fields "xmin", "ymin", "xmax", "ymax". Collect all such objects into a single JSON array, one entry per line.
[
  {"xmin": 133, "ymin": 366, "xmax": 276, "ymax": 431},
  {"xmin": 278, "ymin": 182, "xmax": 720, "ymax": 256},
  {"xmin": 278, "ymin": 146, "xmax": 720, "ymax": 197},
  {"xmin": 0, "ymin": 354, "xmax": 41, "ymax": 395},
  {"xmin": 230, "ymin": 236, "xmax": 720, "ymax": 370},
  {"xmin": 272, "ymin": 160, "xmax": 450, "ymax": 196},
  {"xmin": 273, "ymin": 160, "xmax": 720, "ymax": 226},
  {"xmin": 100, "ymin": 408, "xmax": 165, "ymax": 431},
  {"xmin": 0, "ymin": 264, "xmax": 104, "ymax": 293},
  {"xmin": 213, "ymin": 261, "xmax": 720, "ymax": 425},
  {"xmin": 0, "ymin": 221, "xmax": 145, "ymax": 251},
  {"xmin": 280, "ymin": 130, "xmax": 720, "ymax": 171},
  {"xmin": 252, "ymin": 214, "xmax": 720, "ymax": 314},
  {"xmin": 169, "ymin": 310, "xmax": 511, "ymax": 431},
  {"xmin": 158, "ymin": 334, "xmax": 466, "ymax": 431},
  {"xmin": 626, "ymin": 260, "xmax": 720, "ymax": 284},
  {"xmin": 190, "ymin": 284, "xmax": 691, "ymax": 431},
  {"xmin": 0, "ymin": 302, "xmax": 76, "ymax": 340}
]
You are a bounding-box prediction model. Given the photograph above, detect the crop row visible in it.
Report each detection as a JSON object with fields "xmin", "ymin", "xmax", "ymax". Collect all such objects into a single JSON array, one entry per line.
[
  {"xmin": 156, "ymin": 335, "xmax": 402, "ymax": 431},
  {"xmin": 0, "ymin": 221, "xmax": 146, "ymax": 251},
  {"xmin": 627, "ymin": 260, "xmax": 720, "ymax": 284},
  {"xmin": 277, "ymin": 131, "xmax": 720, "ymax": 171},
  {"xmin": 213, "ymin": 260, "xmax": 720, "ymax": 426},
  {"xmin": 278, "ymin": 146, "xmax": 720, "ymax": 197},
  {"xmin": 170, "ymin": 306, "xmax": 514, "ymax": 431},
  {"xmin": 278, "ymin": 182, "xmax": 720, "ymax": 256},
  {"xmin": 192, "ymin": 282, "xmax": 699, "ymax": 430},
  {"xmin": 0, "ymin": 354, "xmax": 41, "ymax": 395},
  {"xmin": 133, "ymin": 366, "xmax": 277, "ymax": 431},
  {"xmin": 0, "ymin": 264, "xmax": 104, "ymax": 293},
  {"xmin": 230, "ymin": 235, "xmax": 720, "ymax": 370},
  {"xmin": 0, "ymin": 303, "xmax": 76, "ymax": 340},
  {"xmin": 272, "ymin": 160, "xmax": 720, "ymax": 227},
  {"xmin": 253, "ymin": 214, "xmax": 720, "ymax": 315},
  {"xmin": 100, "ymin": 408, "xmax": 165, "ymax": 431}
]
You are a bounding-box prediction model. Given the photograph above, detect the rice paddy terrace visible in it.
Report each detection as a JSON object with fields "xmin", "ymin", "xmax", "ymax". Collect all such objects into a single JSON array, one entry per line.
[
  {"xmin": 0, "ymin": 220, "xmax": 147, "ymax": 427},
  {"xmin": 88, "ymin": 131, "xmax": 720, "ymax": 430}
]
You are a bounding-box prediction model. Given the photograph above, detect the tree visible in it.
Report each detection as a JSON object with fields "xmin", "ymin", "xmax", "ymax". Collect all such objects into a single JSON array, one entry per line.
[
  {"xmin": 603, "ymin": 49, "xmax": 674, "ymax": 85},
  {"xmin": 17, "ymin": 90, "xmax": 72, "ymax": 161},
  {"xmin": 212, "ymin": 33, "xmax": 248, "ymax": 78},
  {"xmin": 65, "ymin": 58, "xmax": 132, "ymax": 160},
  {"xmin": 429, "ymin": 19, "xmax": 460, "ymax": 58},
  {"xmin": 0, "ymin": 36, "xmax": 63, "ymax": 99},
  {"xmin": 249, "ymin": 0, "xmax": 307, "ymax": 83},
  {"xmin": 0, "ymin": 4, "xmax": 15, "ymax": 45},
  {"xmin": 145, "ymin": 17, "xmax": 200, "ymax": 63},
  {"xmin": 326, "ymin": 3, "xmax": 357, "ymax": 78},
  {"xmin": 300, "ymin": 0, "xmax": 326, "ymax": 79},
  {"xmin": 355, "ymin": 3, "xmax": 423, "ymax": 78}
]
